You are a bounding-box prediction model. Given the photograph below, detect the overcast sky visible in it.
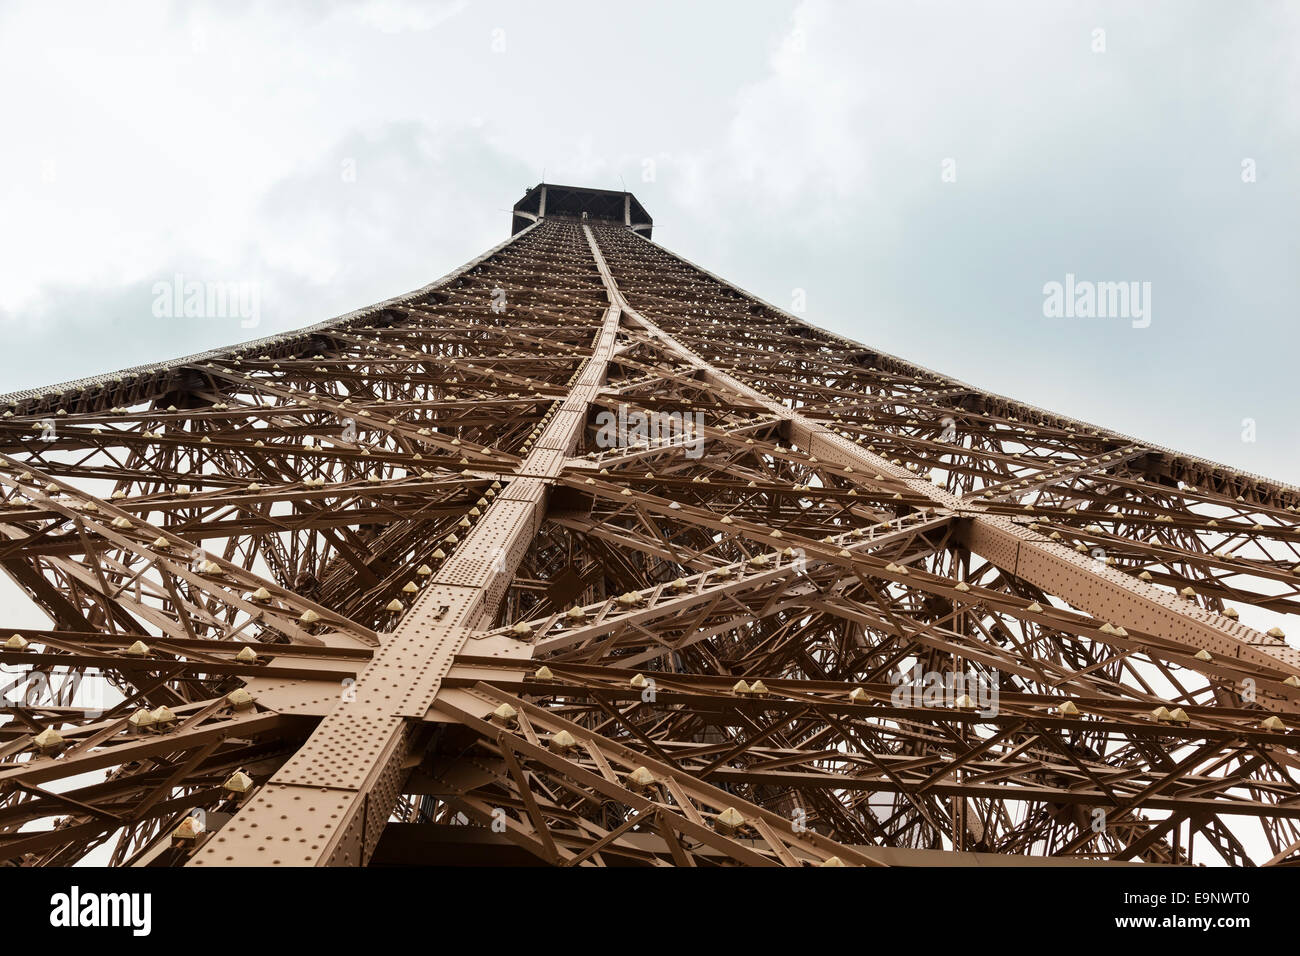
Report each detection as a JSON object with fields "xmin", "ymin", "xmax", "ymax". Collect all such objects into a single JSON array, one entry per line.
[{"xmin": 1, "ymin": 0, "xmax": 1296, "ymax": 482}]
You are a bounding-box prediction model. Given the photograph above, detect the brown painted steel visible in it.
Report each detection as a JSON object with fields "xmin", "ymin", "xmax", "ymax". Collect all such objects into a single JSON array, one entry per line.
[{"xmin": 0, "ymin": 189, "xmax": 1296, "ymax": 866}]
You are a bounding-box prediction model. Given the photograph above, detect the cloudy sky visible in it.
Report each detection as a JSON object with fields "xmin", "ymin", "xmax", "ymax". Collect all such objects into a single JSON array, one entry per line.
[{"xmin": 1, "ymin": 0, "xmax": 1296, "ymax": 482}]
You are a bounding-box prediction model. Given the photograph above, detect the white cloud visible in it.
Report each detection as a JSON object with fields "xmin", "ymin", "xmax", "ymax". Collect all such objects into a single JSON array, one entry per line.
[
  {"xmin": 0, "ymin": 0, "xmax": 1296, "ymax": 479},
  {"xmin": 346, "ymin": 0, "xmax": 469, "ymax": 34}
]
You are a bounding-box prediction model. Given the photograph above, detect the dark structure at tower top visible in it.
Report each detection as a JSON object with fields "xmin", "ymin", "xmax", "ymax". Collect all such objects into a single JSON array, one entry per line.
[{"xmin": 512, "ymin": 182, "xmax": 652, "ymax": 238}]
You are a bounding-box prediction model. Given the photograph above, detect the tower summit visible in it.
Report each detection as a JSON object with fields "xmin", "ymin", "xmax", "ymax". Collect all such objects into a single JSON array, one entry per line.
[{"xmin": 512, "ymin": 182, "xmax": 652, "ymax": 238}]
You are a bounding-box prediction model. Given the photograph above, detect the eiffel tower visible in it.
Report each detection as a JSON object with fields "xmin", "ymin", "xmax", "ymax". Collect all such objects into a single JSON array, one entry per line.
[{"xmin": 2, "ymin": 182, "xmax": 1298, "ymax": 868}]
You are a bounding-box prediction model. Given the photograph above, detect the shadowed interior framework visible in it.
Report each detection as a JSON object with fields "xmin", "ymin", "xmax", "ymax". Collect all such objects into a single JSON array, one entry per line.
[{"xmin": 0, "ymin": 189, "xmax": 1299, "ymax": 867}]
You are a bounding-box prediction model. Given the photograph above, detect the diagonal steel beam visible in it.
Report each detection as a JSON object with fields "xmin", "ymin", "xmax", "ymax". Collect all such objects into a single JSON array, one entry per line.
[
  {"xmin": 586, "ymin": 228, "xmax": 1300, "ymax": 702},
  {"xmin": 191, "ymin": 236, "xmax": 623, "ymax": 866}
]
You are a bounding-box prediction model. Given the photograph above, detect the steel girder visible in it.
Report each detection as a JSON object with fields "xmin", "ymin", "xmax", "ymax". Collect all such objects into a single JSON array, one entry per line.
[{"xmin": 0, "ymin": 206, "xmax": 1296, "ymax": 867}]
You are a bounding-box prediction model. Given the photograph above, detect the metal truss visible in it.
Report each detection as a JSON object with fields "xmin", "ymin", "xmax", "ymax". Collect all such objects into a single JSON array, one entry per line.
[{"xmin": 1, "ymin": 188, "xmax": 1298, "ymax": 867}]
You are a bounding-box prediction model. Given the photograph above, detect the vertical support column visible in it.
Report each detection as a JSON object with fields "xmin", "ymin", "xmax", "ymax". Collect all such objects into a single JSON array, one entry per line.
[{"xmin": 191, "ymin": 230, "xmax": 625, "ymax": 867}]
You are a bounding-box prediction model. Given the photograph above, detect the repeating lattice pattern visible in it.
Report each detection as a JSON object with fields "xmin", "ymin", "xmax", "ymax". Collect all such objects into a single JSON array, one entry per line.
[{"xmin": 0, "ymin": 213, "xmax": 1297, "ymax": 867}]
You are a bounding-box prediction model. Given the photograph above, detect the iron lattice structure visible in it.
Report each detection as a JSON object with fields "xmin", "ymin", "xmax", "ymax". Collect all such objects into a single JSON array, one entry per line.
[{"xmin": 1, "ymin": 184, "xmax": 1299, "ymax": 868}]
